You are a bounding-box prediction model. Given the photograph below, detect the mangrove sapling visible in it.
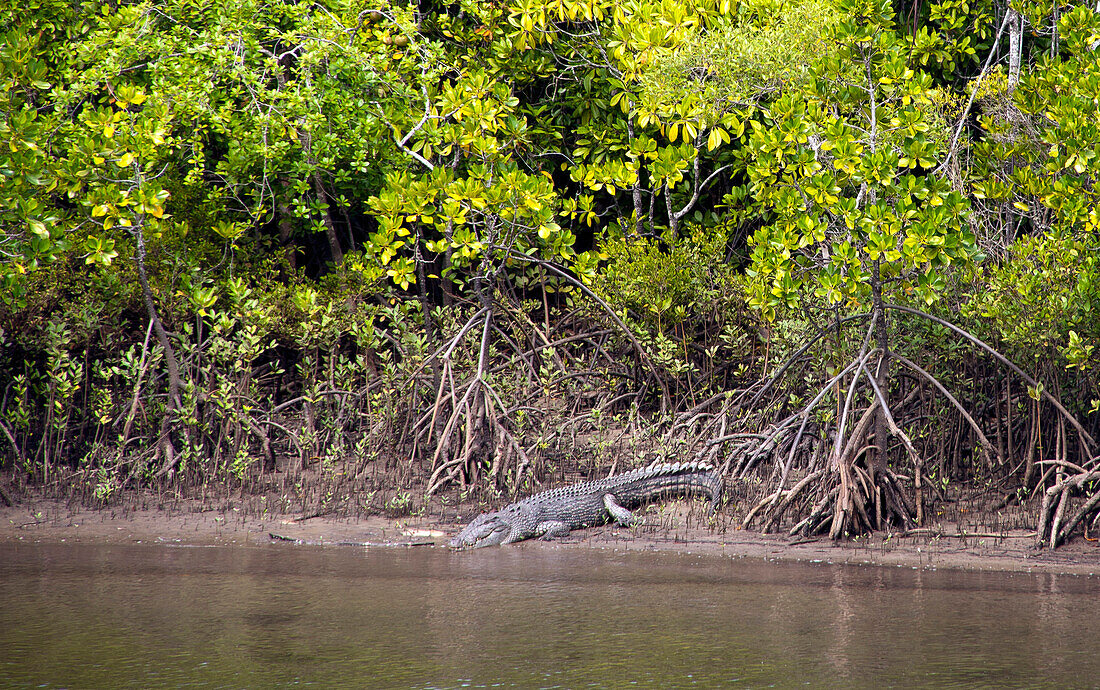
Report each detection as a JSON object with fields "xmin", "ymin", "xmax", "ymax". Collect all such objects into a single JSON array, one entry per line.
[{"xmin": 885, "ymin": 304, "xmax": 1096, "ymax": 449}]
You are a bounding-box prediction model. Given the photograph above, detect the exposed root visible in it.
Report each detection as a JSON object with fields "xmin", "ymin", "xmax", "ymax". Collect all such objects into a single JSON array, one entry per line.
[
  {"xmin": 709, "ymin": 303, "xmax": 1097, "ymax": 549},
  {"xmin": 1035, "ymin": 455, "xmax": 1100, "ymax": 548}
]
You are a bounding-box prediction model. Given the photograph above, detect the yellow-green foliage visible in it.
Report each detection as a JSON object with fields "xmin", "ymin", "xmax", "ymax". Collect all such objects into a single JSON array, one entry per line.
[
  {"xmin": 640, "ymin": 0, "xmax": 841, "ymax": 111},
  {"xmin": 593, "ymin": 227, "xmax": 740, "ymax": 334},
  {"xmin": 964, "ymin": 232, "xmax": 1100, "ymax": 362}
]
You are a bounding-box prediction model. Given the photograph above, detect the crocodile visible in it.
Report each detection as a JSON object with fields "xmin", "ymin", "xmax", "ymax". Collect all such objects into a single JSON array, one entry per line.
[{"xmin": 449, "ymin": 461, "xmax": 723, "ymax": 548}]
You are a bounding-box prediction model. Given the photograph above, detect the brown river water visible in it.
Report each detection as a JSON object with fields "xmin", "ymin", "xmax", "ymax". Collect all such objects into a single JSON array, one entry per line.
[{"xmin": 1, "ymin": 542, "xmax": 1098, "ymax": 688}]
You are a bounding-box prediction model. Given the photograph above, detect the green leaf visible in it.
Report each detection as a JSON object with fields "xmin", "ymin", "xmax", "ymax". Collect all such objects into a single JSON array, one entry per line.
[
  {"xmin": 706, "ymin": 128, "xmax": 722, "ymax": 151},
  {"xmin": 27, "ymin": 219, "xmax": 49, "ymax": 238}
]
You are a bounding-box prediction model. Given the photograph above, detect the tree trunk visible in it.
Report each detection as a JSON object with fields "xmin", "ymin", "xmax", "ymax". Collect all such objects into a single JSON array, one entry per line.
[
  {"xmin": 297, "ymin": 121, "xmax": 343, "ymax": 266},
  {"xmin": 626, "ymin": 108, "xmax": 645, "ymax": 237},
  {"xmin": 1051, "ymin": 2, "xmax": 1059, "ymax": 58},
  {"xmin": 415, "ymin": 232, "xmax": 441, "ymax": 392},
  {"xmin": 1008, "ymin": 9, "xmax": 1023, "ymax": 88},
  {"xmin": 312, "ymin": 170, "xmax": 343, "ymax": 265},
  {"xmin": 664, "ymin": 183, "xmax": 678, "ymax": 240},
  {"xmin": 132, "ymin": 214, "xmax": 182, "ymax": 468},
  {"xmin": 277, "ymin": 175, "xmax": 297, "ymax": 271},
  {"xmin": 1092, "ymin": 1, "xmax": 1100, "ymax": 51},
  {"xmin": 870, "ymin": 261, "xmax": 890, "ymax": 498}
]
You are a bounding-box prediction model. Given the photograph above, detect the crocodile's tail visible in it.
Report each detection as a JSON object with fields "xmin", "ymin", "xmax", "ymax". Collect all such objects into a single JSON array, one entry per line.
[
  {"xmin": 618, "ymin": 461, "xmax": 724, "ymax": 513},
  {"xmin": 687, "ymin": 461, "xmax": 724, "ymax": 514}
]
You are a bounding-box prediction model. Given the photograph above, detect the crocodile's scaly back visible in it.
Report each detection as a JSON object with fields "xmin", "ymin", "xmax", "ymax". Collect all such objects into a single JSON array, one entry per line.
[
  {"xmin": 449, "ymin": 461, "xmax": 723, "ymax": 548},
  {"xmin": 591, "ymin": 461, "xmax": 723, "ymax": 508}
]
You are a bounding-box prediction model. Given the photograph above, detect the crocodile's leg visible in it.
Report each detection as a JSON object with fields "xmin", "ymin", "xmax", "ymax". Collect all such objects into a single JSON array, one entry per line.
[
  {"xmin": 535, "ymin": 521, "xmax": 571, "ymax": 540},
  {"xmin": 603, "ymin": 493, "xmax": 638, "ymax": 526}
]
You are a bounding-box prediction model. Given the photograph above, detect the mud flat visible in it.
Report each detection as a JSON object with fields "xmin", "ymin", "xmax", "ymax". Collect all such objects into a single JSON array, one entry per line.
[{"xmin": 1, "ymin": 496, "xmax": 1097, "ymax": 576}]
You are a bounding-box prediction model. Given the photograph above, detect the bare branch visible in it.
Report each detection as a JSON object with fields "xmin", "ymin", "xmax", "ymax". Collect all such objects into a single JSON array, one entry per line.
[{"xmin": 939, "ymin": 7, "xmax": 1013, "ymax": 173}]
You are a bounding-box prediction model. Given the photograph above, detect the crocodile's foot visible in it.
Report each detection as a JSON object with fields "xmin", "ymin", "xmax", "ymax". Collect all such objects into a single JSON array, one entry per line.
[
  {"xmin": 535, "ymin": 520, "xmax": 571, "ymax": 540},
  {"xmin": 603, "ymin": 493, "xmax": 639, "ymax": 527}
]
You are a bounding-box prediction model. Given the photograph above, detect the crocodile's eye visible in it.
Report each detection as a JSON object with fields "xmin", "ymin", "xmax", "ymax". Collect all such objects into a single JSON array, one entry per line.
[
  {"xmin": 464, "ymin": 516, "xmax": 509, "ymax": 546},
  {"xmin": 478, "ymin": 518, "xmax": 507, "ymax": 537}
]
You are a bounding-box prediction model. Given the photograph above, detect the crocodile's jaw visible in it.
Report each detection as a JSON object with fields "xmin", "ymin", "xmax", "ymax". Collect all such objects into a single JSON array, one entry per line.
[{"xmin": 449, "ymin": 513, "xmax": 512, "ymax": 548}]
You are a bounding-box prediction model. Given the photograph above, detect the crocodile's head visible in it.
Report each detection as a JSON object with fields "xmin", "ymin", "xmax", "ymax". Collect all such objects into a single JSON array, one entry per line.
[{"xmin": 449, "ymin": 511, "xmax": 512, "ymax": 548}]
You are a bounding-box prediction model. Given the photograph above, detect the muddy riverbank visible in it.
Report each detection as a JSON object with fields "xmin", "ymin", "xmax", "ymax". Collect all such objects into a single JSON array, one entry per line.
[{"xmin": 2, "ymin": 495, "xmax": 1098, "ymax": 576}]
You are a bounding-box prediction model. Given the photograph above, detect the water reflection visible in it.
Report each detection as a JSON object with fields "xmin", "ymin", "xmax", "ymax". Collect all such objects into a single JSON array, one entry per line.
[{"xmin": 1, "ymin": 543, "xmax": 1098, "ymax": 688}]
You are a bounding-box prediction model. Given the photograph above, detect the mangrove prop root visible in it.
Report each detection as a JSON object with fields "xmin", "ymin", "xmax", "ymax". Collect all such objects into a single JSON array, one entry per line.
[{"xmin": 1036, "ymin": 462, "xmax": 1100, "ymax": 547}]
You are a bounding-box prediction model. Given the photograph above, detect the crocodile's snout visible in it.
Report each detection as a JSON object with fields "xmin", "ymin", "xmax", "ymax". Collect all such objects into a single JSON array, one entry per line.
[{"xmin": 450, "ymin": 512, "xmax": 509, "ymax": 548}]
